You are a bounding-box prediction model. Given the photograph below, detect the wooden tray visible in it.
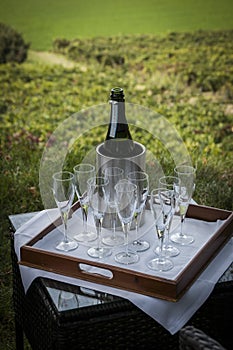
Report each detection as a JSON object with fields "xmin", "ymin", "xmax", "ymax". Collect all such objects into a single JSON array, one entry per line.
[{"xmin": 19, "ymin": 203, "xmax": 233, "ymax": 301}]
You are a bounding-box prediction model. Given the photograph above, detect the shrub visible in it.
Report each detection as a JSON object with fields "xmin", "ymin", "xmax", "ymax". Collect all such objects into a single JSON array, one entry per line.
[
  {"xmin": 53, "ymin": 38, "xmax": 70, "ymax": 53},
  {"xmin": 0, "ymin": 22, "xmax": 30, "ymax": 64}
]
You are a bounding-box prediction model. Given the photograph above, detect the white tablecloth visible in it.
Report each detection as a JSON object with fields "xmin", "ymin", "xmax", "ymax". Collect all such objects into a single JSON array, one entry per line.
[{"xmin": 14, "ymin": 207, "xmax": 233, "ymax": 334}]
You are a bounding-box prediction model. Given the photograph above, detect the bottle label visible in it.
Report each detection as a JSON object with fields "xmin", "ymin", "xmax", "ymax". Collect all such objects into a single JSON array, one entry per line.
[{"xmin": 109, "ymin": 101, "xmax": 118, "ymax": 138}]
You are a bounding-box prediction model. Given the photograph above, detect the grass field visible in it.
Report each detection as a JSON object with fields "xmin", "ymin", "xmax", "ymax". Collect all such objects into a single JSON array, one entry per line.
[{"xmin": 0, "ymin": 0, "xmax": 233, "ymax": 50}]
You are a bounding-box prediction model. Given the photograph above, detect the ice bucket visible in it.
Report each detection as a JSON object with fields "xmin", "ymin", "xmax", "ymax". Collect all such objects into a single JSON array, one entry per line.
[
  {"xmin": 96, "ymin": 141, "xmax": 146, "ymax": 176},
  {"xmin": 96, "ymin": 141, "xmax": 146, "ymax": 229}
]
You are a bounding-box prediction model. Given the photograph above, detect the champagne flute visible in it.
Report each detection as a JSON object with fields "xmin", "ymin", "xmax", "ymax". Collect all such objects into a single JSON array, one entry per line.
[
  {"xmin": 170, "ymin": 165, "xmax": 196, "ymax": 245},
  {"xmin": 148, "ymin": 188, "xmax": 173, "ymax": 271},
  {"xmin": 153, "ymin": 176, "xmax": 180, "ymax": 257},
  {"xmin": 102, "ymin": 166, "xmax": 124, "ymax": 246},
  {"xmin": 73, "ymin": 163, "xmax": 97, "ymax": 242},
  {"xmin": 87, "ymin": 176, "xmax": 112, "ymax": 258},
  {"xmin": 52, "ymin": 171, "xmax": 78, "ymax": 251},
  {"xmin": 127, "ymin": 171, "xmax": 150, "ymax": 252},
  {"xmin": 114, "ymin": 179, "xmax": 139, "ymax": 265}
]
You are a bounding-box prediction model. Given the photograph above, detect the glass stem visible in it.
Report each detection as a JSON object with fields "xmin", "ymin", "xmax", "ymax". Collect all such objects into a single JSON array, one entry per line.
[
  {"xmin": 62, "ymin": 211, "xmax": 69, "ymax": 243},
  {"xmin": 111, "ymin": 211, "xmax": 116, "ymax": 236},
  {"xmin": 135, "ymin": 212, "xmax": 142, "ymax": 242},
  {"xmin": 82, "ymin": 206, "xmax": 88, "ymax": 233},
  {"xmin": 122, "ymin": 223, "xmax": 130, "ymax": 256},
  {"xmin": 165, "ymin": 215, "xmax": 172, "ymax": 247},
  {"xmin": 95, "ymin": 217, "xmax": 101, "ymax": 251},
  {"xmin": 158, "ymin": 235, "xmax": 164, "ymax": 262},
  {"xmin": 180, "ymin": 214, "xmax": 185, "ymax": 237},
  {"xmin": 135, "ymin": 218, "xmax": 138, "ymax": 241}
]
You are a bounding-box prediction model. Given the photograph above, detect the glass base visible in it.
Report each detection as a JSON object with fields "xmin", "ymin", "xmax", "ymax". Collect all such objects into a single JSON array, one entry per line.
[
  {"xmin": 128, "ymin": 239, "xmax": 150, "ymax": 252},
  {"xmin": 115, "ymin": 251, "xmax": 139, "ymax": 265},
  {"xmin": 58, "ymin": 291, "xmax": 79, "ymax": 311},
  {"xmin": 74, "ymin": 231, "xmax": 97, "ymax": 242},
  {"xmin": 56, "ymin": 240, "xmax": 78, "ymax": 252},
  {"xmin": 102, "ymin": 234, "xmax": 124, "ymax": 246},
  {"xmin": 170, "ymin": 232, "xmax": 194, "ymax": 245},
  {"xmin": 154, "ymin": 244, "xmax": 180, "ymax": 257},
  {"xmin": 147, "ymin": 257, "xmax": 173, "ymax": 271},
  {"xmin": 87, "ymin": 246, "xmax": 112, "ymax": 259}
]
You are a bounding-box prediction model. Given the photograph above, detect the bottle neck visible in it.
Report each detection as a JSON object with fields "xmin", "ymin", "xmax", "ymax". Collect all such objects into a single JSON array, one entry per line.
[{"xmin": 109, "ymin": 101, "xmax": 127, "ymax": 138}]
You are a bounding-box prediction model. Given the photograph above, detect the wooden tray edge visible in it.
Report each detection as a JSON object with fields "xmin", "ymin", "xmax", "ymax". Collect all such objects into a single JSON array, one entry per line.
[{"xmin": 19, "ymin": 203, "xmax": 233, "ymax": 302}]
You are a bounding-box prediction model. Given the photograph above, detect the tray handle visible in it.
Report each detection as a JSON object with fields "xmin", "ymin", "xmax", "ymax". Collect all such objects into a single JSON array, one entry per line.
[{"xmin": 78, "ymin": 263, "xmax": 114, "ymax": 280}]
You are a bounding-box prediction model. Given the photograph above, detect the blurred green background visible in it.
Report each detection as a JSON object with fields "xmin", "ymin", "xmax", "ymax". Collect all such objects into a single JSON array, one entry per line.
[{"xmin": 0, "ymin": 0, "xmax": 233, "ymax": 50}]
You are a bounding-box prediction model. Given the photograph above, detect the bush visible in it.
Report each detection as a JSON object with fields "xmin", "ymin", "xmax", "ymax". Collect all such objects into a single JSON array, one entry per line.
[{"xmin": 0, "ymin": 22, "xmax": 30, "ymax": 64}]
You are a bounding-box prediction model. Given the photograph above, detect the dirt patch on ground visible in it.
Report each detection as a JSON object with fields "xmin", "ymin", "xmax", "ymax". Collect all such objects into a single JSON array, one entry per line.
[{"xmin": 29, "ymin": 50, "xmax": 76, "ymax": 68}]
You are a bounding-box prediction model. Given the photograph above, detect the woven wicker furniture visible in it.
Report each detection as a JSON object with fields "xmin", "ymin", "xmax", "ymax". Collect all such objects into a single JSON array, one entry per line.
[
  {"xmin": 179, "ymin": 326, "xmax": 226, "ymax": 350},
  {"xmin": 9, "ymin": 213, "xmax": 233, "ymax": 350}
]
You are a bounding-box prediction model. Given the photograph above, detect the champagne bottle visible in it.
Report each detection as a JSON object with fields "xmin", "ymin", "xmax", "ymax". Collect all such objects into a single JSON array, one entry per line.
[{"xmin": 104, "ymin": 87, "xmax": 135, "ymax": 157}]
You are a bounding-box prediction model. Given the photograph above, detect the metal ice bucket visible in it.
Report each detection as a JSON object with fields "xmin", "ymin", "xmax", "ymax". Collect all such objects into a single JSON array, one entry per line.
[{"xmin": 96, "ymin": 141, "xmax": 146, "ymax": 229}]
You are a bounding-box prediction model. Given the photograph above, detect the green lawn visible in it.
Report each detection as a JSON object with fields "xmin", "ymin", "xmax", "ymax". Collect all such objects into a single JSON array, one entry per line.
[{"xmin": 0, "ymin": 0, "xmax": 233, "ymax": 50}]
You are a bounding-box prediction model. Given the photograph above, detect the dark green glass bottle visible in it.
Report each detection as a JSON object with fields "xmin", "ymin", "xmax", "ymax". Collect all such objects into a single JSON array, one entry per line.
[{"xmin": 104, "ymin": 87, "xmax": 135, "ymax": 157}]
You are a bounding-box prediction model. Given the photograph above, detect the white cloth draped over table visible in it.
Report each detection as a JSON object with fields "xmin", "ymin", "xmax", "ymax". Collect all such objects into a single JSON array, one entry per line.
[{"xmin": 14, "ymin": 207, "xmax": 233, "ymax": 335}]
